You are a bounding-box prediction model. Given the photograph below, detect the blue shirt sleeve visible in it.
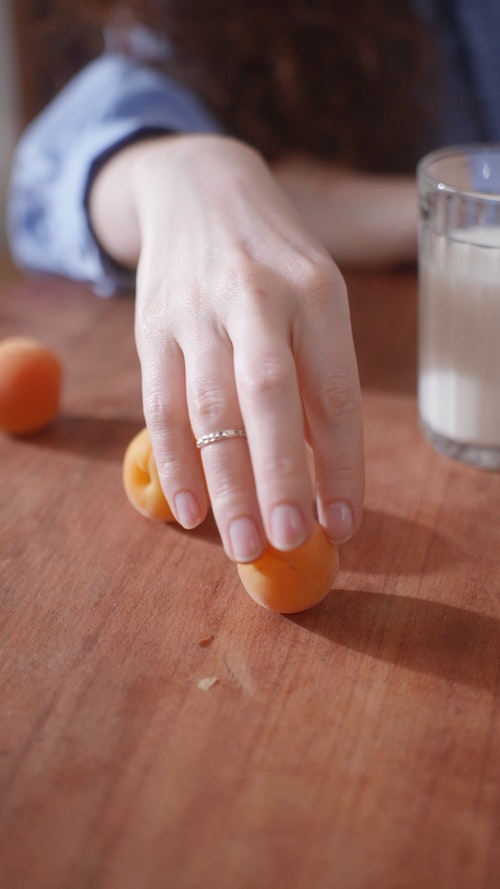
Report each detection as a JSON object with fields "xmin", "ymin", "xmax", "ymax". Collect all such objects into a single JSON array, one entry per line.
[
  {"xmin": 411, "ymin": 0, "xmax": 500, "ymax": 148},
  {"xmin": 7, "ymin": 52, "xmax": 222, "ymax": 294}
]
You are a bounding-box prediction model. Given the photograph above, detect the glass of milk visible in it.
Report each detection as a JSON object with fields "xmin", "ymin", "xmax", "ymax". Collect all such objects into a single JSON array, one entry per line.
[{"xmin": 417, "ymin": 144, "xmax": 500, "ymax": 470}]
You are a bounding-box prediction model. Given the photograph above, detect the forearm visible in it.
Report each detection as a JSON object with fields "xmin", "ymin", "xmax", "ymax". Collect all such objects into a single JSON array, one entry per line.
[
  {"xmin": 89, "ymin": 137, "xmax": 418, "ymax": 274},
  {"xmin": 274, "ymin": 155, "xmax": 418, "ymax": 268},
  {"xmin": 87, "ymin": 138, "xmax": 155, "ymax": 270}
]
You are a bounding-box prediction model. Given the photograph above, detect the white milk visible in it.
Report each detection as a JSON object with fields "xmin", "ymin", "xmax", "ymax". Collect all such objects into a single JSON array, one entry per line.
[{"xmin": 419, "ymin": 226, "xmax": 500, "ymax": 448}]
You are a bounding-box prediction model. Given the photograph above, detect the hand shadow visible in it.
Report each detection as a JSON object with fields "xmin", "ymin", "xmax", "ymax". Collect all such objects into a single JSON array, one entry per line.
[
  {"xmin": 290, "ymin": 589, "xmax": 500, "ymax": 694},
  {"xmin": 14, "ymin": 423, "xmax": 466, "ymax": 575},
  {"xmin": 171, "ymin": 509, "xmax": 222, "ymax": 547},
  {"xmin": 340, "ymin": 508, "xmax": 458, "ymax": 577},
  {"xmin": 16, "ymin": 412, "xmax": 224, "ymax": 545},
  {"xmin": 18, "ymin": 414, "xmax": 144, "ymax": 463}
]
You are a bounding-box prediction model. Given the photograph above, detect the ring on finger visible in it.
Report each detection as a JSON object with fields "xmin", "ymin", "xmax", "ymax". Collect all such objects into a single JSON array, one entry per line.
[{"xmin": 196, "ymin": 428, "xmax": 247, "ymax": 449}]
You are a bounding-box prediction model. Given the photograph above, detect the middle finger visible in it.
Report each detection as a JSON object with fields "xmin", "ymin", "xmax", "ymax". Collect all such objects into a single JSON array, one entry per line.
[{"xmin": 232, "ymin": 317, "xmax": 315, "ymax": 551}]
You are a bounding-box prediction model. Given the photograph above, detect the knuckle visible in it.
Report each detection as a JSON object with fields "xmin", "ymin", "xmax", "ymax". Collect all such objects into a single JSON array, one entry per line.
[
  {"xmin": 191, "ymin": 380, "xmax": 231, "ymax": 424},
  {"xmin": 243, "ymin": 354, "xmax": 290, "ymax": 398},
  {"xmin": 142, "ymin": 388, "xmax": 174, "ymax": 428},
  {"xmin": 295, "ymin": 251, "xmax": 344, "ymax": 298},
  {"xmin": 135, "ymin": 306, "xmax": 171, "ymax": 352},
  {"xmin": 259, "ymin": 450, "xmax": 298, "ymax": 480},
  {"xmin": 313, "ymin": 369, "xmax": 361, "ymax": 420},
  {"xmin": 209, "ymin": 473, "xmax": 248, "ymax": 508},
  {"xmin": 212, "ymin": 250, "xmax": 259, "ymax": 298},
  {"xmin": 319, "ymin": 449, "xmax": 365, "ymax": 498}
]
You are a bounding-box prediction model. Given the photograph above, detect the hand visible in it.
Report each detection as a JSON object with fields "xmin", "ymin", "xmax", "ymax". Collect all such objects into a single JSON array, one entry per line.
[{"xmin": 90, "ymin": 135, "xmax": 364, "ymax": 561}]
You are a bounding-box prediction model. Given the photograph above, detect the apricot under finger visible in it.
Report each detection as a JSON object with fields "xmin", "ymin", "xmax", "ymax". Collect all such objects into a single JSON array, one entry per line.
[
  {"xmin": 122, "ymin": 426, "xmax": 176, "ymax": 522},
  {"xmin": 0, "ymin": 336, "xmax": 62, "ymax": 435},
  {"xmin": 237, "ymin": 521, "xmax": 339, "ymax": 614}
]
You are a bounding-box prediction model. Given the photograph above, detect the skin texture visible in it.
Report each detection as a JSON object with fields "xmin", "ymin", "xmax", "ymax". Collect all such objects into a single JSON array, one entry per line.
[
  {"xmin": 90, "ymin": 134, "xmax": 366, "ymax": 564},
  {"xmin": 0, "ymin": 336, "xmax": 62, "ymax": 435},
  {"xmin": 237, "ymin": 520, "xmax": 340, "ymax": 614}
]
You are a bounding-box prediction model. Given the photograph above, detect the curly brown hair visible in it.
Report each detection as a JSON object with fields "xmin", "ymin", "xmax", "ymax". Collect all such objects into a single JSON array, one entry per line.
[{"xmin": 20, "ymin": 0, "xmax": 438, "ymax": 172}]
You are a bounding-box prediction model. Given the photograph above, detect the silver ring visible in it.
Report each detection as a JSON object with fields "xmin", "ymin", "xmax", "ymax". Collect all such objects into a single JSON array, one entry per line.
[{"xmin": 196, "ymin": 428, "xmax": 247, "ymax": 449}]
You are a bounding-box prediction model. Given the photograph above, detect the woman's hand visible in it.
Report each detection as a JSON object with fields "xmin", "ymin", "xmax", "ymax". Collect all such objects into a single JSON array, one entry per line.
[{"xmin": 89, "ymin": 134, "xmax": 364, "ymax": 562}]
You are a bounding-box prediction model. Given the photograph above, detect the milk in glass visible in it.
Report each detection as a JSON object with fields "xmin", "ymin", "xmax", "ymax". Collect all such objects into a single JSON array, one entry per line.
[{"xmin": 419, "ymin": 225, "xmax": 500, "ymax": 457}]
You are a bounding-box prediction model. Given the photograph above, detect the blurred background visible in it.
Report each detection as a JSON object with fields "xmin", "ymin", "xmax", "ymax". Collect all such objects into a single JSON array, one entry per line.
[
  {"xmin": 0, "ymin": 1, "xmax": 99, "ymax": 248},
  {"xmin": 0, "ymin": 0, "xmax": 21, "ymax": 246}
]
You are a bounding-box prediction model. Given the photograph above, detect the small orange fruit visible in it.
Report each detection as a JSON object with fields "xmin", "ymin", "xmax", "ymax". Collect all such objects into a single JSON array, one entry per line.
[
  {"xmin": 237, "ymin": 521, "xmax": 339, "ymax": 614},
  {"xmin": 122, "ymin": 426, "xmax": 176, "ymax": 522},
  {"xmin": 0, "ymin": 336, "xmax": 62, "ymax": 435}
]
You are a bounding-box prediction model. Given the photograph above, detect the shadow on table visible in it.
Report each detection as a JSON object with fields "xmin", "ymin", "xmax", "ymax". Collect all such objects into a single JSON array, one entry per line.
[
  {"xmin": 340, "ymin": 508, "xmax": 458, "ymax": 577},
  {"xmin": 17, "ymin": 412, "xmax": 225, "ymax": 545},
  {"xmin": 184, "ymin": 504, "xmax": 462, "ymax": 566},
  {"xmin": 290, "ymin": 589, "xmax": 500, "ymax": 693},
  {"xmin": 20, "ymin": 414, "xmax": 144, "ymax": 462},
  {"xmin": 172, "ymin": 509, "xmax": 222, "ymax": 546}
]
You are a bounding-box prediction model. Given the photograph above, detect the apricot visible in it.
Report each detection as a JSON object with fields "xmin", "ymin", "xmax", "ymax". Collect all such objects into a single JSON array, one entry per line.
[
  {"xmin": 122, "ymin": 426, "xmax": 176, "ymax": 522},
  {"xmin": 0, "ymin": 336, "xmax": 62, "ymax": 435},
  {"xmin": 237, "ymin": 521, "xmax": 339, "ymax": 614}
]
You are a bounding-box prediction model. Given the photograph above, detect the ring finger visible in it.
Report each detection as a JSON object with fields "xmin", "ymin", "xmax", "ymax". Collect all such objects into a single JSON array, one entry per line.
[{"xmin": 185, "ymin": 337, "xmax": 266, "ymax": 563}]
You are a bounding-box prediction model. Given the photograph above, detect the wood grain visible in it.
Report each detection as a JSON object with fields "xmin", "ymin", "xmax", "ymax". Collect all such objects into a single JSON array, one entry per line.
[{"xmin": 0, "ymin": 266, "xmax": 499, "ymax": 889}]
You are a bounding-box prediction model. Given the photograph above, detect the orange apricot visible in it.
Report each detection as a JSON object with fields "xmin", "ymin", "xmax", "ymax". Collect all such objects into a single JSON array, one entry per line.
[
  {"xmin": 237, "ymin": 521, "xmax": 339, "ymax": 614},
  {"xmin": 122, "ymin": 426, "xmax": 176, "ymax": 522},
  {"xmin": 0, "ymin": 336, "xmax": 62, "ymax": 435}
]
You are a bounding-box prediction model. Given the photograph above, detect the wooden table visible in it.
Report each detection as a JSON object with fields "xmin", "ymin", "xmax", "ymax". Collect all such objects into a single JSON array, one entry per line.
[{"xmin": 0, "ymin": 260, "xmax": 499, "ymax": 889}]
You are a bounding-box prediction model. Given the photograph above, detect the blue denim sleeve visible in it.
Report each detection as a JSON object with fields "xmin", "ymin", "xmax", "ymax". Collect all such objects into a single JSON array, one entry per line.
[
  {"xmin": 7, "ymin": 53, "xmax": 221, "ymax": 294},
  {"xmin": 410, "ymin": 0, "xmax": 500, "ymax": 148}
]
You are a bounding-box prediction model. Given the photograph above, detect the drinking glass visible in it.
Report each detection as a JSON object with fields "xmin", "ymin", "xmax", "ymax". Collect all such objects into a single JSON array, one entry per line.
[{"xmin": 417, "ymin": 144, "xmax": 500, "ymax": 470}]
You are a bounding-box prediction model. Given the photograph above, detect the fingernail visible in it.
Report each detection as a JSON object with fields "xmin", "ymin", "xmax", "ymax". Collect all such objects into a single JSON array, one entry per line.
[
  {"xmin": 228, "ymin": 517, "xmax": 262, "ymax": 563},
  {"xmin": 323, "ymin": 501, "xmax": 353, "ymax": 543},
  {"xmin": 174, "ymin": 491, "xmax": 202, "ymax": 528},
  {"xmin": 269, "ymin": 503, "xmax": 307, "ymax": 551}
]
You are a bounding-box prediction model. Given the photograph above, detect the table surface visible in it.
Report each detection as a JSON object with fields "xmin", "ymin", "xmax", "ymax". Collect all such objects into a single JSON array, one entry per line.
[{"xmin": 0, "ymin": 259, "xmax": 499, "ymax": 889}]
